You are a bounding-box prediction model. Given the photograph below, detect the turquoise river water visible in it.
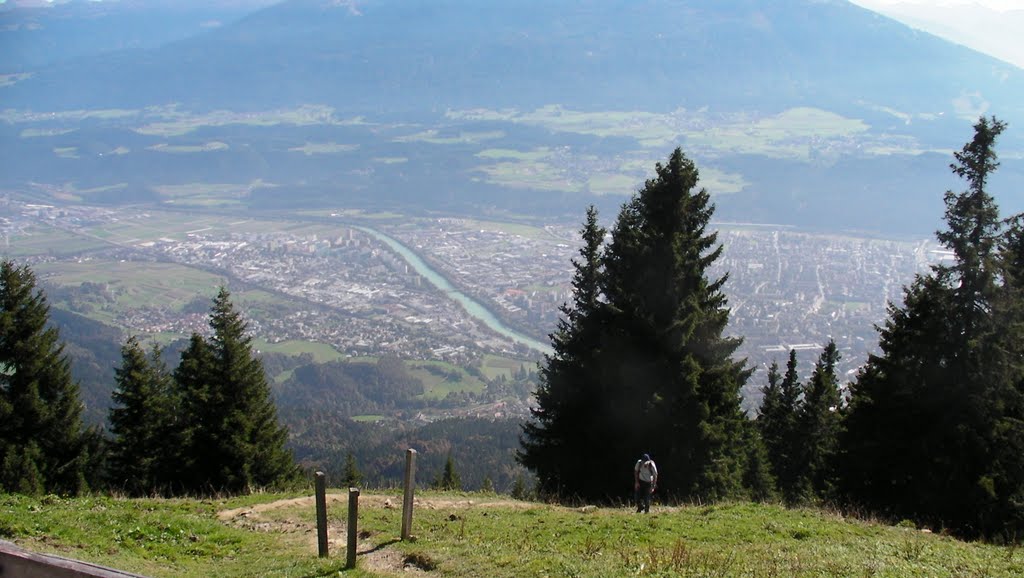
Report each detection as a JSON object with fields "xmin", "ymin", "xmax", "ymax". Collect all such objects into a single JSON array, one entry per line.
[{"xmin": 356, "ymin": 226, "xmax": 552, "ymax": 356}]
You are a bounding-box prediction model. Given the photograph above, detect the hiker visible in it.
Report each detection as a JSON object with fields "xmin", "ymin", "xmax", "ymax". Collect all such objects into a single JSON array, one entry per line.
[{"xmin": 634, "ymin": 453, "xmax": 658, "ymax": 513}]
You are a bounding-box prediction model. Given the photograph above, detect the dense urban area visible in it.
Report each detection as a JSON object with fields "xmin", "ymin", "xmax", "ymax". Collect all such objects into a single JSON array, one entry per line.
[{"xmin": 2, "ymin": 197, "xmax": 940, "ymax": 407}]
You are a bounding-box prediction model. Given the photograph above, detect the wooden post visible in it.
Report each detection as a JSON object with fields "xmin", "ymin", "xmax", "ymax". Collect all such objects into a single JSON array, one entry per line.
[
  {"xmin": 315, "ymin": 471, "xmax": 328, "ymax": 558},
  {"xmin": 346, "ymin": 487, "xmax": 360, "ymax": 570},
  {"xmin": 401, "ymin": 448, "xmax": 417, "ymax": 540}
]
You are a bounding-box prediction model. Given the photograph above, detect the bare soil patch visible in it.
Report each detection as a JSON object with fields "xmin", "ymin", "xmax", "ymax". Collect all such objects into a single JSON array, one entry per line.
[{"xmin": 216, "ymin": 493, "xmax": 539, "ymax": 575}]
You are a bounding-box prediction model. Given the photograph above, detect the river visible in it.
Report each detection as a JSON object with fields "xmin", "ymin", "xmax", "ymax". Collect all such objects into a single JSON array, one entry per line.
[{"xmin": 356, "ymin": 226, "xmax": 553, "ymax": 356}]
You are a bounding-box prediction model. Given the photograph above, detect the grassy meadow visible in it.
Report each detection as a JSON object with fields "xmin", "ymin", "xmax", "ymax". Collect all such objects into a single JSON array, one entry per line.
[{"xmin": 1, "ymin": 491, "xmax": 1020, "ymax": 577}]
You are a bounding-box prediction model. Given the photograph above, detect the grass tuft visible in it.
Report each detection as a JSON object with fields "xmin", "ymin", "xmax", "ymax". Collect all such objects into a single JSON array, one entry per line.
[{"xmin": 2, "ymin": 491, "xmax": 1022, "ymax": 577}]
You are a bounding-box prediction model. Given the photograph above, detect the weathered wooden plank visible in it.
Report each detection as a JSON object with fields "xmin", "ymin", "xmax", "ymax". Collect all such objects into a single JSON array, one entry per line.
[{"xmin": 0, "ymin": 540, "xmax": 148, "ymax": 578}]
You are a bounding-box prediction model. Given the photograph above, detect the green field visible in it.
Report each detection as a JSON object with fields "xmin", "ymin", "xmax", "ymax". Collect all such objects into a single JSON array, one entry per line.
[
  {"xmin": 132, "ymin": 104, "xmax": 343, "ymax": 137},
  {"xmin": 148, "ymin": 142, "xmax": 229, "ymax": 154},
  {"xmin": 408, "ymin": 361, "xmax": 487, "ymax": 399},
  {"xmin": 37, "ymin": 261, "xmax": 223, "ymax": 301},
  {"xmin": 288, "ymin": 142, "xmax": 360, "ymax": 155},
  {"xmin": 2, "ymin": 492, "xmax": 1019, "ymax": 577},
  {"xmin": 480, "ymin": 354, "xmax": 533, "ymax": 381},
  {"xmin": 456, "ymin": 219, "xmax": 558, "ymax": 241},
  {"xmin": 34, "ymin": 260, "xmax": 221, "ymax": 330},
  {"xmin": 3, "ymin": 224, "xmax": 108, "ymax": 257},
  {"xmin": 254, "ymin": 339, "xmax": 344, "ymax": 363},
  {"xmin": 395, "ymin": 129, "xmax": 505, "ymax": 145},
  {"xmin": 8, "ymin": 208, "xmax": 354, "ymax": 255}
]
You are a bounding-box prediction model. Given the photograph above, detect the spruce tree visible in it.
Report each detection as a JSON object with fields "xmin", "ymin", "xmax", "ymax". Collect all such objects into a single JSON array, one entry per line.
[
  {"xmin": 840, "ymin": 117, "xmax": 1023, "ymax": 539},
  {"xmin": 176, "ymin": 288, "xmax": 296, "ymax": 494},
  {"xmin": 342, "ymin": 451, "xmax": 362, "ymax": 488},
  {"xmin": 793, "ymin": 340, "xmax": 842, "ymax": 502},
  {"xmin": 740, "ymin": 419, "xmax": 777, "ymax": 502},
  {"xmin": 601, "ymin": 148, "xmax": 751, "ymax": 500},
  {"xmin": 518, "ymin": 206, "xmax": 609, "ymax": 498},
  {"xmin": 108, "ymin": 337, "xmax": 176, "ymax": 495},
  {"xmin": 481, "ymin": 476, "xmax": 495, "ymax": 494},
  {"xmin": 510, "ymin": 473, "xmax": 529, "ymax": 500},
  {"xmin": 768, "ymin": 349, "xmax": 805, "ymax": 503},
  {"xmin": 0, "ymin": 259, "xmax": 90, "ymax": 495},
  {"xmin": 757, "ymin": 361, "xmax": 783, "ymax": 430},
  {"xmin": 757, "ymin": 355, "xmax": 804, "ymax": 502},
  {"xmin": 983, "ymin": 198, "xmax": 1024, "ymax": 537},
  {"xmin": 173, "ymin": 332, "xmax": 217, "ymax": 493},
  {"xmin": 521, "ymin": 149, "xmax": 751, "ymax": 502},
  {"xmin": 756, "ymin": 362, "xmax": 784, "ymax": 478},
  {"xmin": 438, "ymin": 453, "xmax": 461, "ymax": 491}
]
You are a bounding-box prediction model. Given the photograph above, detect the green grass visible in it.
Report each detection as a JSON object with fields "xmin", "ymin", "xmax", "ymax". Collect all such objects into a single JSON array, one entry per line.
[
  {"xmin": 455, "ymin": 105, "xmax": 874, "ymax": 161},
  {"xmin": 148, "ymin": 142, "xmax": 229, "ymax": 154},
  {"xmin": 288, "ymin": 142, "xmax": 360, "ymax": 155},
  {"xmin": 0, "ymin": 492, "xmax": 353, "ymax": 577},
  {"xmin": 254, "ymin": 339, "xmax": 344, "ymax": 364},
  {"xmin": 394, "ymin": 129, "xmax": 505, "ymax": 145},
  {"xmin": 458, "ymin": 219, "xmax": 556, "ymax": 240},
  {"xmin": 132, "ymin": 104, "xmax": 342, "ymax": 137},
  {"xmin": 35, "ymin": 260, "xmax": 224, "ymax": 330},
  {"xmin": 2, "ymin": 492, "xmax": 1019, "ymax": 577},
  {"xmin": 3, "ymin": 225, "xmax": 108, "ymax": 257},
  {"xmin": 20, "ymin": 128, "xmax": 76, "ymax": 138},
  {"xmin": 407, "ymin": 361, "xmax": 487, "ymax": 399},
  {"xmin": 474, "ymin": 160, "xmax": 583, "ymax": 192},
  {"xmin": 480, "ymin": 354, "xmax": 532, "ymax": 381}
]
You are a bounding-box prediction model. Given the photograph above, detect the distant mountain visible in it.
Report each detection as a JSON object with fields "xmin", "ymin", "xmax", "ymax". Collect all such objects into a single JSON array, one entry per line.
[
  {"xmin": 851, "ymin": 0, "xmax": 1024, "ymax": 69},
  {"xmin": 1, "ymin": 0, "xmax": 1021, "ymax": 235},
  {"xmin": 8, "ymin": 0, "xmax": 1023, "ymax": 117},
  {"xmin": 0, "ymin": 0, "xmax": 277, "ymax": 71}
]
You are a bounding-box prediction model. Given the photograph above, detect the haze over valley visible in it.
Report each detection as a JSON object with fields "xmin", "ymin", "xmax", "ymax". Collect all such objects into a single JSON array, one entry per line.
[{"xmin": 2, "ymin": 0, "xmax": 1022, "ymax": 483}]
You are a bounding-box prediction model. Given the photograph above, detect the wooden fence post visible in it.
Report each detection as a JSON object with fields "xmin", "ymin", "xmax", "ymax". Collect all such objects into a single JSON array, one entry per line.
[
  {"xmin": 401, "ymin": 448, "xmax": 416, "ymax": 540},
  {"xmin": 315, "ymin": 471, "xmax": 328, "ymax": 558},
  {"xmin": 346, "ymin": 487, "xmax": 360, "ymax": 570}
]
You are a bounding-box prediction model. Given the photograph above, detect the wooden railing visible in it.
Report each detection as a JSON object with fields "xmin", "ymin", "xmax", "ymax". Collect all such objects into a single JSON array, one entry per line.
[{"xmin": 0, "ymin": 540, "xmax": 148, "ymax": 578}]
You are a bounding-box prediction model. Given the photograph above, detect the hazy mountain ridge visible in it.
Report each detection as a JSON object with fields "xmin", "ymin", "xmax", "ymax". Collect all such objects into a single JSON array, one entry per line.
[
  {"xmin": 7, "ymin": 0, "xmax": 1023, "ymax": 120},
  {"xmin": 0, "ymin": 1, "xmax": 278, "ymax": 72},
  {"xmin": 1, "ymin": 0, "xmax": 1022, "ymax": 236}
]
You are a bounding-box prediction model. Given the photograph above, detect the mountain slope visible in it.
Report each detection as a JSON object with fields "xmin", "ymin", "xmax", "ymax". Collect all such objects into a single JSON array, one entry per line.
[
  {"xmin": 7, "ymin": 0, "xmax": 1023, "ymax": 120},
  {"xmin": 1, "ymin": 0, "xmax": 1021, "ymax": 234}
]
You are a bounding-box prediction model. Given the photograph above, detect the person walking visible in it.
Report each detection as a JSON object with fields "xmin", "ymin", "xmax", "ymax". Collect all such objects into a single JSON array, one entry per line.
[{"xmin": 634, "ymin": 453, "xmax": 658, "ymax": 513}]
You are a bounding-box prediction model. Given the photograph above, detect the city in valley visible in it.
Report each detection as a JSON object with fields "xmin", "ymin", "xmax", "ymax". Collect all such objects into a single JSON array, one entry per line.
[{"xmin": 2, "ymin": 198, "xmax": 941, "ymax": 410}]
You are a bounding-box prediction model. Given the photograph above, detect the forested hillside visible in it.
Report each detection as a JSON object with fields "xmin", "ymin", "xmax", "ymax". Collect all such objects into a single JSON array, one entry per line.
[
  {"xmin": 520, "ymin": 120, "xmax": 1024, "ymax": 540},
  {"xmin": 3, "ymin": 119, "xmax": 1023, "ymax": 542}
]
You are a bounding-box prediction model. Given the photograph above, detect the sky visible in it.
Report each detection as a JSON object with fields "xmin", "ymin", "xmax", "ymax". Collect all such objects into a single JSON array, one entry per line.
[
  {"xmin": 854, "ymin": 0, "xmax": 1021, "ymax": 9},
  {"xmin": 850, "ymin": 0, "xmax": 1024, "ymax": 68}
]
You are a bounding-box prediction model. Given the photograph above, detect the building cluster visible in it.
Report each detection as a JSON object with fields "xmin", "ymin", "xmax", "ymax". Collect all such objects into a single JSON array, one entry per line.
[{"xmin": 5, "ymin": 200, "xmax": 938, "ymax": 409}]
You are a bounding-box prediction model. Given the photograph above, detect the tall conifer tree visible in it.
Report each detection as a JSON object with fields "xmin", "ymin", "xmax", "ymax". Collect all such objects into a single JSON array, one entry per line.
[
  {"xmin": 757, "ymin": 355, "xmax": 800, "ymax": 502},
  {"xmin": 176, "ymin": 288, "xmax": 296, "ymax": 494},
  {"xmin": 0, "ymin": 260, "xmax": 90, "ymax": 495},
  {"xmin": 521, "ymin": 150, "xmax": 751, "ymax": 502},
  {"xmin": 603, "ymin": 148, "xmax": 750, "ymax": 500},
  {"xmin": 108, "ymin": 337, "xmax": 177, "ymax": 495},
  {"xmin": 174, "ymin": 332, "xmax": 216, "ymax": 492},
  {"xmin": 519, "ymin": 206, "xmax": 609, "ymax": 498},
  {"xmin": 793, "ymin": 340, "xmax": 842, "ymax": 502},
  {"xmin": 841, "ymin": 117, "xmax": 1023, "ymax": 538},
  {"xmin": 437, "ymin": 452, "xmax": 462, "ymax": 491}
]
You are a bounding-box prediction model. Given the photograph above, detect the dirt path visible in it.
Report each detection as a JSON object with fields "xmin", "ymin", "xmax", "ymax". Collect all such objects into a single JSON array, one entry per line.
[
  {"xmin": 217, "ymin": 493, "xmax": 539, "ymax": 575},
  {"xmin": 217, "ymin": 493, "xmax": 534, "ymax": 522}
]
